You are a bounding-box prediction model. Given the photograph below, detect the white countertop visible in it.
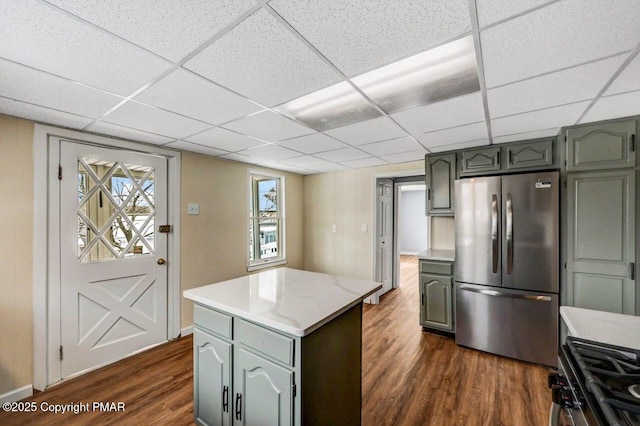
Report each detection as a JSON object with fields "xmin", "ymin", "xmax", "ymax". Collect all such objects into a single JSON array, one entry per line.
[
  {"xmin": 416, "ymin": 249, "xmax": 455, "ymax": 262},
  {"xmin": 560, "ymin": 306, "xmax": 640, "ymax": 350},
  {"xmin": 183, "ymin": 267, "xmax": 381, "ymax": 337}
]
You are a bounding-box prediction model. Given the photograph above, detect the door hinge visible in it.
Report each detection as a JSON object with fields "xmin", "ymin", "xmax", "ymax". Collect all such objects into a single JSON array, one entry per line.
[
  {"xmin": 59, "ymin": 345, "xmax": 63, "ymax": 361},
  {"xmin": 158, "ymin": 225, "xmax": 172, "ymax": 233},
  {"xmin": 58, "ymin": 165, "xmax": 62, "ymax": 180}
]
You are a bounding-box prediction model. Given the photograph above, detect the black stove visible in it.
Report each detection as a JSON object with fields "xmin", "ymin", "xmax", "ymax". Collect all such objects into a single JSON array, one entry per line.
[{"xmin": 550, "ymin": 337, "xmax": 640, "ymax": 425}]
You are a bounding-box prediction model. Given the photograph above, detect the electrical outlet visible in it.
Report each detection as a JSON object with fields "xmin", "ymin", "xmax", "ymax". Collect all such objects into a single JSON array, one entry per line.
[{"xmin": 187, "ymin": 203, "xmax": 200, "ymax": 215}]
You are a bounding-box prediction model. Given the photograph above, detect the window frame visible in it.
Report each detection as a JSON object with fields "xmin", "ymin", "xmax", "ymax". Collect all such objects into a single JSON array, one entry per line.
[{"xmin": 247, "ymin": 170, "xmax": 286, "ymax": 271}]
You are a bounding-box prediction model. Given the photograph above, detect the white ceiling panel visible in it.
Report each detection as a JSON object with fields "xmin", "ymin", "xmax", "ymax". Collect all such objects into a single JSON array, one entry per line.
[
  {"xmin": 103, "ymin": 100, "xmax": 212, "ymax": 139},
  {"xmin": 269, "ymin": 0, "xmax": 471, "ymax": 77},
  {"xmin": 0, "ymin": 58, "xmax": 123, "ymax": 118},
  {"xmin": 340, "ymin": 157, "xmax": 388, "ymax": 168},
  {"xmin": 135, "ymin": 68, "xmax": 262, "ymax": 125},
  {"xmin": 491, "ymin": 101, "xmax": 590, "ymax": 137},
  {"xmin": 239, "ymin": 144, "xmax": 301, "ymax": 162},
  {"xmin": 492, "ymin": 127, "xmax": 560, "ymax": 145},
  {"xmin": 606, "ymin": 53, "xmax": 640, "ymax": 96},
  {"xmin": 324, "ymin": 116, "xmax": 406, "ymax": 146},
  {"xmin": 314, "ymin": 147, "xmax": 370, "ymax": 162},
  {"xmin": 306, "ymin": 163, "xmax": 350, "ymax": 173},
  {"xmin": 416, "ymin": 121, "xmax": 488, "ymax": 148},
  {"xmin": 391, "ymin": 91, "xmax": 485, "ymax": 134},
  {"xmin": 223, "ymin": 110, "xmax": 314, "ymax": 142},
  {"xmin": 428, "ymin": 139, "xmax": 489, "ymax": 152},
  {"xmin": 379, "ymin": 149, "xmax": 427, "ymax": 164},
  {"xmin": 481, "ymin": 0, "xmax": 640, "ymax": 89},
  {"xmin": 476, "ymin": 0, "xmax": 555, "ymax": 29},
  {"xmin": 278, "ymin": 156, "xmax": 335, "ymax": 168},
  {"xmin": 166, "ymin": 140, "xmax": 228, "ymax": 156},
  {"xmin": 219, "ymin": 152, "xmax": 251, "ymax": 163},
  {"xmin": 359, "ymin": 137, "xmax": 420, "ymax": 156},
  {"xmin": 45, "ymin": 0, "xmax": 255, "ymax": 62},
  {"xmin": 276, "ymin": 133, "xmax": 349, "ymax": 154},
  {"xmin": 580, "ymin": 91, "xmax": 640, "ymax": 124},
  {"xmin": 184, "ymin": 9, "xmax": 342, "ymax": 106},
  {"xmin": 87, "ymin": 121, "xmax": 175, "ymax": 145},
  {"xmin": 0, "ymin": 96, "xmax": 93, "ymax": 129},
  {"xmin": 487, "ymin": 54, "xmax": 626, "ymax": 119},
  {"xmin": 185, "ymin": 127, "xmax": 265, "ymax": 152},
  {"xmin": 0, "ymin": 0, "xmax": 172, "ymax": 96},
  {"xmin": 257, "ymin": 161, "xmax": 314, "ymax": 175}
]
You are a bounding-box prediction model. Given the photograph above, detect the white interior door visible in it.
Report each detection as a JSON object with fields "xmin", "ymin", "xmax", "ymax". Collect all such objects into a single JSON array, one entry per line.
[
  {"xmin": 59, "ymin": 141, "xmax": 168, "ymax": 378},
  {"xmin": 376, "ymin": 179, "xmax": 394, "ymax": 294}
]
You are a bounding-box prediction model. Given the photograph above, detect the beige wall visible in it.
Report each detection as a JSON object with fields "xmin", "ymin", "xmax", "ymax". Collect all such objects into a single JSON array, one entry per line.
[
  {"xmin": 431, "ymin": 216, "xmax": 455, "ymax": 250},
  {"xmin": 0, "ymin": 115, "xmax": 34, "ymax": 395},
  {"xmin": 303, "ymin": 161, "xmax": 423, "ymax": 280}
]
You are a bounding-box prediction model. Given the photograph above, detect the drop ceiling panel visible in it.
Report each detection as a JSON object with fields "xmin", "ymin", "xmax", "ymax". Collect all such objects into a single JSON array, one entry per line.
[
  {"xmin": 257, "ymin": 162, "xmax": 314, "ymax": 175},
  {"xmin": 580, "ymin": 91, "xmax": 640, "ymax": 124},
  {"xmin": 415, "ymin": 121, "xmax": 488, "ymax": 148},
  {"xmin": 324, "ymin": 116, "xmax": 407, "ymax": 146},
  {"xmin": 269, "ymin": 0, "xmax": 471, "ymax": 77},
  {"xmin": 278, "ymin": 155, "xmax": 334, "ymax": 168},
  {"xmin": 306, "ymin": 163, "xmax": 350, "ymax": 173},
  {"xmin": 605, "ymin": 54, "xmax": 640, "ymax": 95},
  {"xmin": 0, "ymin": 96, "xmax": 93, "ymax": 129},
  {"xmin": 184, "ymin": 9, "xmax": 342, "ymax": 106},
  {"xmin": 340, "ymin": 157, "xmax": 387, "ymax": 168},
  {"xmin": 45, "ymin": 0, "xmax": 255, "ymax": 62},
  {"xmin": 358, "ymin": 137, "xmax": 420, "ymax": 156},
  {"xmin": 0, "ymin": 0, "xmax": 172, "ymax": 96},
  {"xmin": 239, "ymin": 144, "xmax": 301, "ymax": 162},
  {"xmin": 379, "ymin": 149, "xmax": 427, "ymax": 164},
  {"xmin": 87, "ymin": 121, "xmax": 175, "ymax": 145},
  {"xmin": 314, "ymin": 147, "xmax": 370, "ymax": 162},
  {"xmin": 135, "ymin": 69, "xmax": 262, "ymax": 125},
  {"xmin": 0, "ymin": 58, "xmax": 123, "ymax": 118},
  {"xmin": 391, "ymin": 91, "xmax": 485, "ymax": 134},
  {"xmin": 428, "ymin": 139, "xmax": 489, "ymax": 152},
  {"xmin": 223, "ymin": 110, "xmax": 314, "ymax": 142},
  {"xmin": 487, "ymin": 54, "xmax": 626, "ymax": 119},
  {"xmin": 491, "ymin": 101, "xmax": 590, "ymax": 137},
  {"xmin": 481, "ymin": 0, "xmax": 640, "ymax": 89},
  {"xmin": 492, "ymin": 128, "xmax": 560, "ymax": 145},
  {"xmin": 166, "ymin": 140, "xmax": 228, "ymax": 157},
  {"xmin": 103, "ymin": 100, "xmax": 212, "ymax": 139},
  {"xmin": 185, "ymin": 127, "xmax": 265, "ymax": 152},
  {"xmin": 476, "ymin": 0, "xmax": 554, "ymax": 28},
  {"xmin": 276, "ymin": 133, "xmax": 349, "ymax": 154}
]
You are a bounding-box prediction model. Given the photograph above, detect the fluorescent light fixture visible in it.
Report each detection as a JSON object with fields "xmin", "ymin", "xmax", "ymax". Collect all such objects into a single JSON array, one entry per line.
[{"xmin": 275, "ymin": 36, "xmax": 480, "ymax": 131}]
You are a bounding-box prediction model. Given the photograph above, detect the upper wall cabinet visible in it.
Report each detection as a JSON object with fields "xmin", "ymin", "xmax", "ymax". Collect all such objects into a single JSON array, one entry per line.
[
  {"xmin": 566, "ymin": 119, "xmax": 636, "ymax": 172},
  {"xmin": 458, "ymin": 146, "xmax": 501, "ymax": 176},
  {"xmin": 426, "ymin": 153, "xmax": 455, "ymax": 216},
  {"xmin": 505, "ymin": 139, "xmax": 555, "ymax": 171}
]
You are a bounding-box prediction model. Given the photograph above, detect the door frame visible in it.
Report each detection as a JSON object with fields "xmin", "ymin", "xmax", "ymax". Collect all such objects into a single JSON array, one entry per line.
[{"xmin": 32, "ymin": 124, "xmax": 182, "ymax": 390}]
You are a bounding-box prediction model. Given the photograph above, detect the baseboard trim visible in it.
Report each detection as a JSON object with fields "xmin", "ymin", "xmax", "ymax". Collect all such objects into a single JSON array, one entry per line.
[
  {"xmin": 180, "ymin": 325, "xmax": 193, "ymax": 336},
  {"xmin": 0, "ymin": 384, "xmax": 33, "ymax": 403}
]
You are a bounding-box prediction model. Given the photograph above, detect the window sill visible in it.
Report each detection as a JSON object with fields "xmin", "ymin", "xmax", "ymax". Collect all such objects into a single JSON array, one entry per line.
[{"xmin": 247, "ymin": 259, "xmax": 287, "ymax": 272}]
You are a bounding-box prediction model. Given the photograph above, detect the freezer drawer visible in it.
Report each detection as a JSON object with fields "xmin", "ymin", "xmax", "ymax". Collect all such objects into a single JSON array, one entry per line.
[{"xmin": 455, "ymin": 282, "xmax": 558, "ymax": 366}]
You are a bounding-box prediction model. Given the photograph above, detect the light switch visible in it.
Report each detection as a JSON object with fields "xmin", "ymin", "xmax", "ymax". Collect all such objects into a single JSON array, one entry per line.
[
  {"xmin": 187, "ymin": 203, "xmax": 200, "ymax": 215},
  {"xmin": 332, "ymin": 224, "xmax": 337, "ymax": 233}
]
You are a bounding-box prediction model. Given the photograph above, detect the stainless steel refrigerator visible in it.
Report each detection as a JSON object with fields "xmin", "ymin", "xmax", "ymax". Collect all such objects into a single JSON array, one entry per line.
[{"xmin": 454, "ymin": 171, "xmax": 559, "ymax": 366}]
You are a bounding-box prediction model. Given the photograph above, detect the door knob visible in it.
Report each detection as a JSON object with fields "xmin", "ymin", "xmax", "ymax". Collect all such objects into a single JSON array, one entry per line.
[{"xmin": 157, "ymin": 258, "xmax": 166, "ymax": 265}]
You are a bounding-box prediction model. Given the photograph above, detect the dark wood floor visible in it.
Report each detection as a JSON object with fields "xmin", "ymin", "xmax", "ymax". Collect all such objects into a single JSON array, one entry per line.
[{"xmin": 1, "ymin": 255, "xmax": 552, "ymax": 425}]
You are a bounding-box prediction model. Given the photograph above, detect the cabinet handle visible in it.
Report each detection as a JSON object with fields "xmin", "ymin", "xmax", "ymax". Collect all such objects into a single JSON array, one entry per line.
[
  {"xmin": 421, "ymin": 293, "xmax": 425, "ymax": 306},
  {"xmin": 222, "ymin": 386, "xmax": 228, "ymax": 412},
  {"xmin": 631, "ymin": 134, "xmax": 636, "ymax": 152},
  {"xmin": 631, "ymin": 263, "xmax": 635, "ymax": 280},
  {"xmin": 235, "ymin": 393, "xmax": 242, "ymax": 421}
]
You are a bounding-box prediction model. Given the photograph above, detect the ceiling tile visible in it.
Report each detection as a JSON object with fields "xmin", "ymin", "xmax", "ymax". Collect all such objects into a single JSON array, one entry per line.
[
  {"xmin": 104, "ymin": 100, "xmax": 212, "ymax": 139},
  {"xmin": 135, "ymin": 68, "xmax": 262, "ymax": 125},
  {"xmin": 239, "ymin": 144, "xmax": 301, "ymax": 162},
  {"xmin": 86, "ymin": 121, "xmax": 175, "ymax": 145},
  {"xmin": 184, "ymin": 9, "xmax": 341, "ymax": 106},
  {"xmin": 391, "ymin": 91, "xmax": 485, "ymax": 134},
  {"xmin": 491, "ymin": 101, "xmax": 590, "ymax": 137},
  {"xmin": 185, "ymin": 127, "xmax": 265, "ymax": 152},
  {"xmin": 257, "ymin": 161, "xmax": 314, "ymax": 175},
  {"xmin": 487, "ymin": 55, "xmax": 626, "ymax": 119},
  {"xmin": 428, "ymin": 139, "xmax": 489, "ymax": 152},
  {"xmin": 306, "ymin": 163, "xmax": 350, "ymax": 173},
  {"xmin": 340, "ymin": 157, "xmax": 388, "ymax": 168},
  {"xmin": 222, "ymin": 110, "xmax": 314, "ymax": 142},
  {"xmin": 379, "ymin": 149, "xmax": 427, "ymax": 164},
  {"xmin": 276, "ymin": 133, "xmax": 349, "ymax": 154},
  {"xmin": 166, "ymin": 140, "xmax": 228, "ymax": 156},
  {"xmin": 476, "ymin": 0, "xmax": 554, "ymax": 28},
  {"xmin": 278, "ymin": 155, "xmax": 334, "ymax": 168},
  {"xmin": 0, "ymin": 58, "xmax": 123, "ymax": 118},
  {"xmin": 416, "ymin": 121, "xmax": 488, "ymax": 148},
  {"xmin": 0, "ymin": 96, "xmax": 93, "ymax": 129},
  {"xmin": 0, "ymin": 0, "xmax": 172, "ymax": 96},
  {"xmin": 314, "ymin": 147, "xmax": 370, "ymax": 162},
  {"xmin": 269, "ymin": 0, "xmax": 471, "ymax": 77},
  {"xmin": 481, "ymin": 0, "xmax": 640, "ymax": 88},
  {"xmin": 219, "ymin": 152, "xmax": 251, "ymax": 164},
  {"xmin": 324, "ymin": 116, "xmax": 407, "ymax": 146},
  {"xmin": 45, "ymin": 0, "xmax": 255, "ymax": 62},
  {"xmin": 580, "ymin": 91, "xmax": 640, "ymax": 124},
  {"xmin": 605, "ymin": 53, "xmax": 640, "ymax": 96},
  {"xmin": 358, "ymin": 137, "xmax": 420, "ymax": 156},
  {"xmin": 492, "ymin": 128, "xmax": 560, "ymax": 144}
]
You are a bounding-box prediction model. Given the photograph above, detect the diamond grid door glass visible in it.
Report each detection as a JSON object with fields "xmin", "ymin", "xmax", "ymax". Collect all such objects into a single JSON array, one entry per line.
[{"xmin": 77, "ymin": 157, "xmax": 156, "ymax": 263}]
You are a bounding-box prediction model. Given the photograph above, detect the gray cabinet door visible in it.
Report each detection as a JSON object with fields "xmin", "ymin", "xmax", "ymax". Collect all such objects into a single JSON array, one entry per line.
[
  {"xmin": 566, "ymin": 120, "xmax": 636, "ymax": 171},
  {"xmin": 426, "ymin": 153, "xmax": 455, "ymax": 215},
  {"xmin": 194, "ymin": 328, "xmax": 233, "ymax": 426},
  {"xmin": 459, "ymin": 146, "xmax": 502, "ymax": 176},
  {"xmin": 420, "ymin": 273, "xmax": 453, "ymax": 332},
  {"xmin": 234, "ymin": 347, "xmax": 294, "ymax": 426},
  {"xmin": 505, "ymin": 139, "xmax": 555, "ymax": 171},
  {"xmin": 567, "ymin": 170, "xmax": 636, "ymax": 314}
]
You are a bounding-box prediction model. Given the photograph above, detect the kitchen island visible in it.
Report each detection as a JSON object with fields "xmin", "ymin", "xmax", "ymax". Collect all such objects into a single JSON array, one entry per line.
[{"xmin": 183, "ymin": 267, "xmax": 381, "ymax": 426}]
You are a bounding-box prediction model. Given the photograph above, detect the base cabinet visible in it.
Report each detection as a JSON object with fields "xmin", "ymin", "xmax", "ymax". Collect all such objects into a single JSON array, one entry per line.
[
  {"xmin": 419, "ymin": 260, "xmax": 455, "ymax": 333},
  {"xmin": 194, "ymin": 328, "xmax": 232, "ymax": 426}
]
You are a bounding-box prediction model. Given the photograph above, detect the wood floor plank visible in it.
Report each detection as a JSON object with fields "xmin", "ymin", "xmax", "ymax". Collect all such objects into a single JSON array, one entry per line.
[{"xmin": 1, "ymin": 256, "xmax": 552, "ymax": 425}]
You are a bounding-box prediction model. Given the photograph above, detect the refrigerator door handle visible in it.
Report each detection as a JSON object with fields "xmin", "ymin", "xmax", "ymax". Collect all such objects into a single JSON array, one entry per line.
[
  {"xmin": 506, "ymin": 193, "xmax": 513, "ymax": 275},
  {"xmin": 459, "ymin": 285, "xmax": 552, "ymax": 302},
  {"xmin": 491, "ymin": 194, "xmax": 498, "ymax": 273}
]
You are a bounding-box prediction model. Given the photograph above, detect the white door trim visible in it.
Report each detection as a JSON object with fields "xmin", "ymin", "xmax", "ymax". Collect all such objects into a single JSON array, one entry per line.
[{"xmin": 32, "ymin": 124, "xmax": 181, "ymax": 390}]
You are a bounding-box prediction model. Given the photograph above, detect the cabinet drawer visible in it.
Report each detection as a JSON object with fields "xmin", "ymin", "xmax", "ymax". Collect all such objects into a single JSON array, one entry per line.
[
  {"xmin": 236, "ymin": 319, "xmax": 295, "ymax": 366},
  {"xmin": 419, "ymin": 260, "xmax": 453, "ymax": 275},
  {"xmin": 194, "ymin": 304, "xmax": 233, "ymax": 339}
]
